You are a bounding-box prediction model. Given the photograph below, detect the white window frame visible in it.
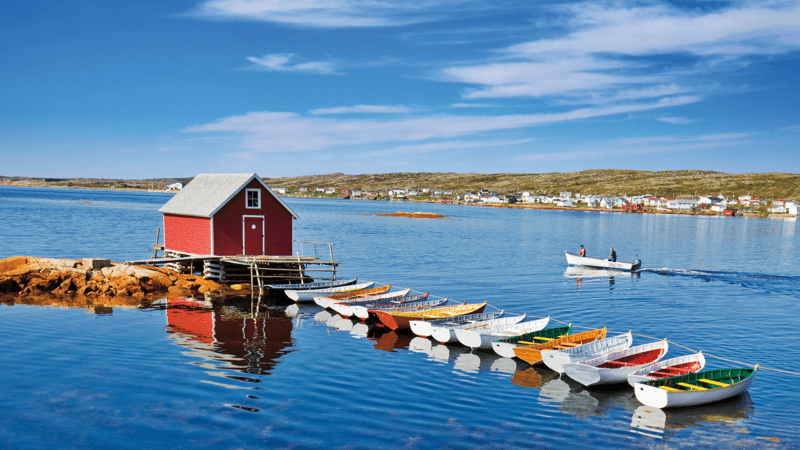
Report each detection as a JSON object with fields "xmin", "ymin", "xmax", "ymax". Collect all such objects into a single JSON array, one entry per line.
[{"xmin": 246, "ymin": 189, "xmax": 261, "ymax": 209}]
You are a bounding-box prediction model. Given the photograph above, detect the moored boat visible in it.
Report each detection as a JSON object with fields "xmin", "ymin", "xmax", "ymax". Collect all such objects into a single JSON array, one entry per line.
[
  {"xmin": 565, "ymin": 251, "xmax": 641, "ymax": 271},
  {"xmin": 409, "ymin": 311, "xmax": 506, "ymax": 339},
  {"xmin": 492, "ymin": 325, "xmax": 572, "ymax": 358},
  {"xmin": 313, "ymin": 285, "xmax": 392, "ymax": 308},
  {"xmin": 540, "ymin": 332, "xmax": 633, "ymax": 373},
  {"xmin": 329, "ymin": 289, "xmax": 413, "ymax": 317},
  {"xmin": 355, "ymin": 296, "xmax": 441, "ymax": 321},
  {"xmin": 270, "ymin": 278, "xmax": 357, "ymax": 292},
  {"xmin": 430, "ymin": 314, "xmax": 527, "ymax": 343},
  {"xmin": 627, "ymin": 353, "xmax": 706, "ymax": 387},
  {"xmin": 561, "ymin": 340, "xmax": 669, "ymax": 386},
  {"xmin": 513, "ymin": 327, "xmax": 607, "ymax": 365},
  {"xmin": 634, "ymin": 367, "xmax": 758, "ymax": 408},
  {"xmin": 285, "ymin": 281, "xmax": 376, "ymax": 302},
  {"xmin": 374, "ymin": 302, "xmax": 489, "ymax": 331},
  {"xmin": 455, "ymin": 317, "xmax": 550, "ymax": 349}
]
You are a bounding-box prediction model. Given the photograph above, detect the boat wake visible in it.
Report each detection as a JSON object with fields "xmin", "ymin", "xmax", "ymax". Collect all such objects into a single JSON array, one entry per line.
[{"xmin": 640, "ymin": 268, "xmax": 800, "ymax": 295}]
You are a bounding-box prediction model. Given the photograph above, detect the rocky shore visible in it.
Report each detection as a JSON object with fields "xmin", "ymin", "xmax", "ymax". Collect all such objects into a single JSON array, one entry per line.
[{"xmin": 0, "ymin": 256, "xmax": 246, "ymax": 305}]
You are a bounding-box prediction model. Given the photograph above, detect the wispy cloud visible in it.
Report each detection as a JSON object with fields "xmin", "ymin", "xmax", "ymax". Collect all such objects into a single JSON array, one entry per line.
[
  {"xmin": 450, "ymin": 103, "xmax": 496, "ymax": 108},
  {"xmin": 310, "ymin": 104, "xmax": 417, "ymax": 115},
  {"xmin": 183, "ymin": 95, "xmax": 701, "ymax": 152},
  {"xmin": 191, "ymin": 0, "xmax": 486, "ymax": 28},
  {"xmin": 657, "ymin": 116, "xmax": 697, "ymax": 125},
  {"xmin": 246, "ymin": 53, "xmax": 338, "ymax": 74}
]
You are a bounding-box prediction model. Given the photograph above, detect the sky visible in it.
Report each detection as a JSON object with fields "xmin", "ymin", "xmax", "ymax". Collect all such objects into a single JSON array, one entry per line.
[{"xmin": 2, "ymin": 0, "xmax": 799, "ymax": 178}]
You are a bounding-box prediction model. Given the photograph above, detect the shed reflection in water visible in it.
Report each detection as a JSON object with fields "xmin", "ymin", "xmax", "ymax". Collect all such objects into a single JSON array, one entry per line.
[{"xmin": 164, "ymin": 297, "xmax": 294, "ymax": 376}]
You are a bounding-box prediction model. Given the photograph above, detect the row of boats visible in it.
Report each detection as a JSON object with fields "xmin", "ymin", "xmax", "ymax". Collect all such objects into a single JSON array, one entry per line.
[{"xmin": 273, "ymin": 278, "xmax": 757, "ymax": 410}]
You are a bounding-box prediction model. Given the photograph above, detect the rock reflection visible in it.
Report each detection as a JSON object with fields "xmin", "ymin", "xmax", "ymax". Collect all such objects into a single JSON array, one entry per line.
[
  {"xmin": 165, "ymin": 297, "xmax": 294, "ymax": 376},
  {"xmin": 630, "ymin": 393, "xmax": 754, "ymax": 438}
]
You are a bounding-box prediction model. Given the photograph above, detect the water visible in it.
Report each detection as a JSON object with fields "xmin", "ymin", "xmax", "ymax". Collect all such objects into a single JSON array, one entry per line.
[{"xmin": 1, "ymin": 185, "xmax": 799, "ymax": 449}]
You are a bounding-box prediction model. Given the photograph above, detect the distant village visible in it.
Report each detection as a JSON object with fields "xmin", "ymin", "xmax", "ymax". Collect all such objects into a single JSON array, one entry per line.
[{"xmin": 259, "ymin": 185, "xmax": 799, "ymax": 217}]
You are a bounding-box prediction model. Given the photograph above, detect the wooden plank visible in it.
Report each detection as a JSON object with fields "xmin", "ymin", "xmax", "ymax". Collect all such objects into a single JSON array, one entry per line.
[
  {"xmin": 699, "ymin": 379, "xmax": 729, "ymax": 387},
  {"xmin": 677, "ymin": 382, "xmax": 708, "ymax": 391},
  {"xmin": 659, "ymin": 386, "xmax": 682, "ymax": 392}
]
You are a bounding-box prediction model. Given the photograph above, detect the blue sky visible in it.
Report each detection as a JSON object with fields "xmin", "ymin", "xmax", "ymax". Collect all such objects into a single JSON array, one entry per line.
[{"xmin": 2, "ymin": 0, "xmax": 799, "ymax": 178}]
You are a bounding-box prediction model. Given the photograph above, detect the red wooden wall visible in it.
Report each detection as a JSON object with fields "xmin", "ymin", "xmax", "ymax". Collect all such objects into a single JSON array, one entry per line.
[
  {"xmin": 213, "ymin": 179, "xmax": 293, "ymax": 256},
  {"xmin": 163, "ymin": 214, "xmax": 211, "ymax": 255}
]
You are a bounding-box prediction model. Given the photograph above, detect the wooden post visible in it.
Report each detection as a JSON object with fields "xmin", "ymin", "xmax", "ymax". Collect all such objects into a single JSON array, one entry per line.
[{"xmin": 153, "ymin": 227, "xmax": 161, "ymax": 258}]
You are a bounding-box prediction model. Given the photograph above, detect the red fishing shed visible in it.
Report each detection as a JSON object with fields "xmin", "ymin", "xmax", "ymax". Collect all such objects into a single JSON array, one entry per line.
[{"xmin": 158, "ymin": 173, "xmax": 298, "ymax": 257}]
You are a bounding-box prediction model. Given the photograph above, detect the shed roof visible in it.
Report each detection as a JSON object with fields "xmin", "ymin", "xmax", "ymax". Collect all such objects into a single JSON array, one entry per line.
[{"xmin": 158, "ymin": 173, "xmax": 298, "ymax": 219}]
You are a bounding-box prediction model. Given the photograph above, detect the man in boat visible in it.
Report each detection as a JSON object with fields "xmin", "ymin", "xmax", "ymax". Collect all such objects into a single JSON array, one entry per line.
[
  {"xmin": 579, "ymin": 245, "xmax": 586, "ymax": 257},
  {"xmin": 608, "ymin": 247, "xmax": 616, "ymax": 262}
]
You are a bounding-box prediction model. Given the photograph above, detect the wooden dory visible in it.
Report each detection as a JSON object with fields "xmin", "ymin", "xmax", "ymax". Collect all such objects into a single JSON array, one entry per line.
[
  {"xmin": 313, "ymin": 285, "xmax": 392, "ymax": 308},
  {"xmin": 627, "ymin": 353, "xmax": 706, "ymax": 387},
  {"xmin": 561, "ymin": 340, "xmax": 668, "ymax": 386},
  {"xmin": 513, "ymin": 327, "xmax": 607, "ymax": 365},
  {"xmin": 540, "ymin": 332, "xmax": 633, "ymax": 373},
  {"xmin": 286, "ymin": 281, "xmax": 376, "ymax": 302},
  {"xmin": 355, "ymin": 296, "xmax": 441, "ymax": 321},
  {"xmin": 329, "ymin": 289, "xmax": 413, "ymax": 317},
  {"xmin": 272, "ymin": 278, "xmax": 357, "ymax": 293},
  {"xmin": 374, "ymin": 302, "xmax": 488, "ymax": 331},
  {"xmin": 409, "ymin": 311, "xmax": 506, "ymax": 339},
  {"xmin": 634, "ymin": 367, "xmax": 758, "ymax": 409},
  {"xmin": 430, "ymin": 314, "xmax": 527, "ymax": 344},
  {"xmin": 492, "ymin": 325, "xmax": 572, "ymax": 359},
  {"xmin": 455, "ymin": 317, "xmax": 550, "ymax": 349}
]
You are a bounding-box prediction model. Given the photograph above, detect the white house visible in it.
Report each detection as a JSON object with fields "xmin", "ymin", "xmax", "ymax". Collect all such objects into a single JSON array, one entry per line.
[
  {"xmin": 165, "ymin": 182, "xmax": 184, "ymax": 191},
  {"xmin": 325, "ymin": 188, "xmax": 335, "ymax": 194},
  {"xmin": 408, "ymin": 190, "xmax": 419, "ymax": 196},
  {"xmin": 769, "ymin": 205, "xmax": 787, "ymax": 213},
  {"xmin": 274, "ymin": 187, "xmax": 287, "ymax": 194},
  {"xmin": 433, "ymin": 189, "xmax": 443, "ymax": 196},
  {"xmin": 586, "ymin": 197, "xmax": 599, "ymax": 208},
  {"xmin": 299, "ymin": 186, "xmax": 309, "ymax": 192},
  {"xmin": 556, "ymin": 199, "xmax": 574, "ymax": 207},
  {"xmin": 316, "ymin": 187, "xmax": 325, "ymax": 193},
  {"xmin": 481, "ymin": 195, "xmax": 503, "ymax": 203},
  {"xmin": 600, "ymin": 197, "xmax": 615, "ymax": 209},
  {"xmin": 711, "ymin": 204, "xmax": 726, "ymax": 212},
  {"xmin": 352, "ymin": 189, "xmax": 362, "ymax": 197},
  {"xmin": 464, "ymin": 192, "xmax": 480, "ymax": 202},
  {"xmin": 422, "ymin": 188, "xmax": 430, "ymax": 194},
  {"xmin": 666, "ymin": 199, "xmax": 698, "ymax": 210}
]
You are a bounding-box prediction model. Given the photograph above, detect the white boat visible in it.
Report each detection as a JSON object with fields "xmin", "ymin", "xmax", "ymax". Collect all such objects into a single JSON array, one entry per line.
[
  {"xmin": 429, "ymin": 314, "xmax": 527, "ymax": 344},
  {"xmin": 316, "ymin": 288, "xmax": 409, "ymax": 309},
  {"xmin": 285, "ymin": 281, "xmax": 375, "ymax": 302},
  {"xmin": 329, "ymin": 289, "xmax": 412, "ymax": 317},
  {"xmin": 565, "ymin": 251, "xmax": 641, "ymax": 271},
  {"xmin": 271, "ymin": 278, "xmax": 357, "ymax": 292},
  {"xmin": 409, "ymin": 311, "xmax": 506, "ymax": 339},
  {"xmin": 353, "ymin": 296, "xmax": 444, "ymax": 321},
  {"xmin": 561, "ymin": 341, "xmax": 669, "ymax": 386},
  {"xmin": 540, "ymin": 332, "xmax": 633, "ymax": 373},
  {"xmin": 627, "ymin": 353, "xmax": 706, "ymax": 387},
  {"xmin": 455, "ymin": 317, "xmax": 549, "ymax": 349},
  {"xmin": 634, "ymin": 367, "xmax": 758, "ymax": 408}
]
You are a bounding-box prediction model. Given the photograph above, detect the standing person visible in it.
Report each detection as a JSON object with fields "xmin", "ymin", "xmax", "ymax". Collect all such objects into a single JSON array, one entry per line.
[
  {"xmin": 579, "ymin": 245, "xmax": 586, "ymax": 257},
  {"xmin": 608, "ymin": 247, "xmax": 616, "ymax": 262}
]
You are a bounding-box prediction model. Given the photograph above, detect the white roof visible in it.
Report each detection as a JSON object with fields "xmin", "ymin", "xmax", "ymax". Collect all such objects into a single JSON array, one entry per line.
[{"xmin": 158, "ymin": 173, "xmax": 298, "ymax": 219}]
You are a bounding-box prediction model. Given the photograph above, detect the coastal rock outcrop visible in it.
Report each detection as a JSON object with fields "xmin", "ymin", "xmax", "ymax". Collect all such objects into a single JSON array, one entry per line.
[{"xmin": 0, "ymin": 256, "xmax": 243, "ymax": 303}]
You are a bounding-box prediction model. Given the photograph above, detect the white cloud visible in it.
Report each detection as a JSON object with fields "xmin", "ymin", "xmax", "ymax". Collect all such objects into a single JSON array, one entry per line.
[
  {"xmin": 246, "ymin": 53, "xmax": 338, "ymax": 74},
  {"xmin": 192, "ymin": 0, "xmax": 481, "ymax": 28},
  {"xmin": 310, "ymin": 104, "xmax": 417, "ymax": 115},
  {"xmin": 183, "ymin": 95, "xmax": 701, "ymax": 152},
  {"xmin": 450, "ymin": 103, "xmax": 496, "ymax": 108},
  {"xmin": 657, "ymin": 116, "xmax": 697, "ymax": 125}
]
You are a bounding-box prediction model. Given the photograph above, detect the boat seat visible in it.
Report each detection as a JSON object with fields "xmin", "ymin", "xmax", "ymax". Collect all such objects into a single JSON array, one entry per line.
[
  {"xmin": 677, "ymin": 382, "xmax": 708, "ymax": 391},
  {"xmin": 601, "ymin": 360, "xmax": 633, "ymax": 367},
  {"xmin": 699, "ymin": 379, "xmax": 729, "ymax": 388},
  {"xmin": 533, "ymin": 336, "xmax": 553, "ymax": 341},
  {"xmin": 558, "ymin": 342, "xmax": 580, "ymax": 347},
  {"xmin": 516, "ymin": 341, "xmax": 534, "ymax": 345},
  {"xmin": 659, "ymin": 386, "xmax": 682, "ymax": 392}
]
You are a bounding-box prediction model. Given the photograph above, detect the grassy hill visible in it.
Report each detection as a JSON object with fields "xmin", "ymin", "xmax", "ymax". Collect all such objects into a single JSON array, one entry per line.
[
  {"xmin": 263, "ymin": 170, "xmax": 800, "ymax": 200},
  {"xmin": 3, "ymin": 170, "xmax": 798, "ymax": 200}
]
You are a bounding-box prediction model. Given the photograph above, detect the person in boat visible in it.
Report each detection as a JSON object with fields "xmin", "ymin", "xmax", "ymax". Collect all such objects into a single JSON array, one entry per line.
[
  {"xmin": 579, "ymin": 245, "xmax": 586, "ymax": 257},
  {"xmin": 608, "ymin": 247, "xmax": 616, "ymax": 262}
]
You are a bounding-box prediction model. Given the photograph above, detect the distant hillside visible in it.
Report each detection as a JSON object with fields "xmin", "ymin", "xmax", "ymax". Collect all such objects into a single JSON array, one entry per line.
[
  {"xmin": 263, "ymin": 170, "xmax": 800, "ymax": 200},
  {"xmin": 3, "ymin": 170, "xmax": 798, "ymax": 200}
]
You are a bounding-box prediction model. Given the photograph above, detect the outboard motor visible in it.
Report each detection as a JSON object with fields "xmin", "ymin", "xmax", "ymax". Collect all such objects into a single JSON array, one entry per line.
[{"xmin": 632, "ymin": 257, "xmax": 642, "ymax": 271}]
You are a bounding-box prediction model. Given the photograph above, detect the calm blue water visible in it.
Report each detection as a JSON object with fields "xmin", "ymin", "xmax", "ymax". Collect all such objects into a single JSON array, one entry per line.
[{"xmin": 1, "ymin": 185, "xmax": 799, "ymax": 449}]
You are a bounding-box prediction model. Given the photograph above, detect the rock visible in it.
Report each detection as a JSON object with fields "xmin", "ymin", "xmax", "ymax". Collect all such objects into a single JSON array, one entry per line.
[
  {"xmin": 82, "ymin": 258, "xmax": 112, "ymax": 270},
  {"xmin": 0, "ymin": 256, "xmax": 28, "ymax": 273},
  {"xmin": 0, "ymin": 277, "xmax": 21, "ymax": 293}
]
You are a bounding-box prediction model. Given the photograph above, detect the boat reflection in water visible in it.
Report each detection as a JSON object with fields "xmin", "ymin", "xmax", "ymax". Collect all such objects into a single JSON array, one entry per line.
[
  {"xmin": 511, "ymin": 366, "xmax": 558, "ymax": 389},
  {"xmin": 164, "ymin": 297, "xmax": 294, "ymax": 377},
  {"xmin": 537, "ymin": 376, "xmax": 640, "ymax": 417},
  {"xmin": 631, "ymin": 393, "xmax": 754, "ymax": 438}
]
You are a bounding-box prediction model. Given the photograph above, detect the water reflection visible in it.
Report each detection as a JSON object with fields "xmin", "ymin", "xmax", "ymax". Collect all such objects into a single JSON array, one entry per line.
[
  {"xmin": 564, "ymin": 266, "xmax": 641, "ymax": 280},
  {"xmin": 631, "ymin": 393, "xmax": 754, "ymax": 438},
  {"xmin": 511, "ymin": 366, "xmax": 558, "ymax": 388},
  {"xmin": 164, "ymin": 297, "xmax": 294, "ymax": 376},
  {"xmin": 537, "ymin": 376, "xmax": 640, "ymax": 417}
]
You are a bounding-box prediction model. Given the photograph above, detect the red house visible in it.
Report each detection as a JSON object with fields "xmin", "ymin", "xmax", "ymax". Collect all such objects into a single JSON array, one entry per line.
[{"xmin": 158, "ymin": 173, "xmax": 298, "ymax": 256}]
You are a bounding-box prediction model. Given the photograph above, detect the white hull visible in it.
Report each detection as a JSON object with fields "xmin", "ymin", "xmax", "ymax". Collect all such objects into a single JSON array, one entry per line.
[
  {"xmin": 634, "ymin": 368, "xmax": 757, "ymax": 408},
  {"xmin": 352, "ymin": 296, "xmax": 440, "ymax": 320},
  {"xmin": 491, "ymin": 341, "xmax": 519, "ymax": 358},
  {"xmin": 429, "ymin": 315, "xmax": 524, "ymax": 343},
  {"xmin": 561, "ymin": 341, "xmax": 668, "ymax": 386},
  {"xmin": 326, "ymin": 289, "xmax": 412, "ymax": 316},
  {"xmin": 540, "ymin": 332, "xmax": 633, "ymax": 373},
  {"xmin": 627, "ymin": 353, "xmax": 706, "ymax": 387},
  {"xmin": 287, "ymin": 281, "xmax": 375, "ymax": 302},
  {"xmin": 410, "ymin": 311, "xmax": 507, "ymax": 339},
  {"xmin": 272, "ymin": 278, "xmax": 357, "ymax": 291},
  {"xmin": 456, "ymin": 317, "xmax": 549, "ymax": 349},
  {"xmin": 565, "ymin": 251, "xmax": 641, "ymax": 271}
]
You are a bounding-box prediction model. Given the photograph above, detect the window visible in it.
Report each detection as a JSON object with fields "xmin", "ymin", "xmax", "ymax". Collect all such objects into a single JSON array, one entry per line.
[{"xmin": 246, "ymin": 189, "xmax": 260, "ymax": 209}]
